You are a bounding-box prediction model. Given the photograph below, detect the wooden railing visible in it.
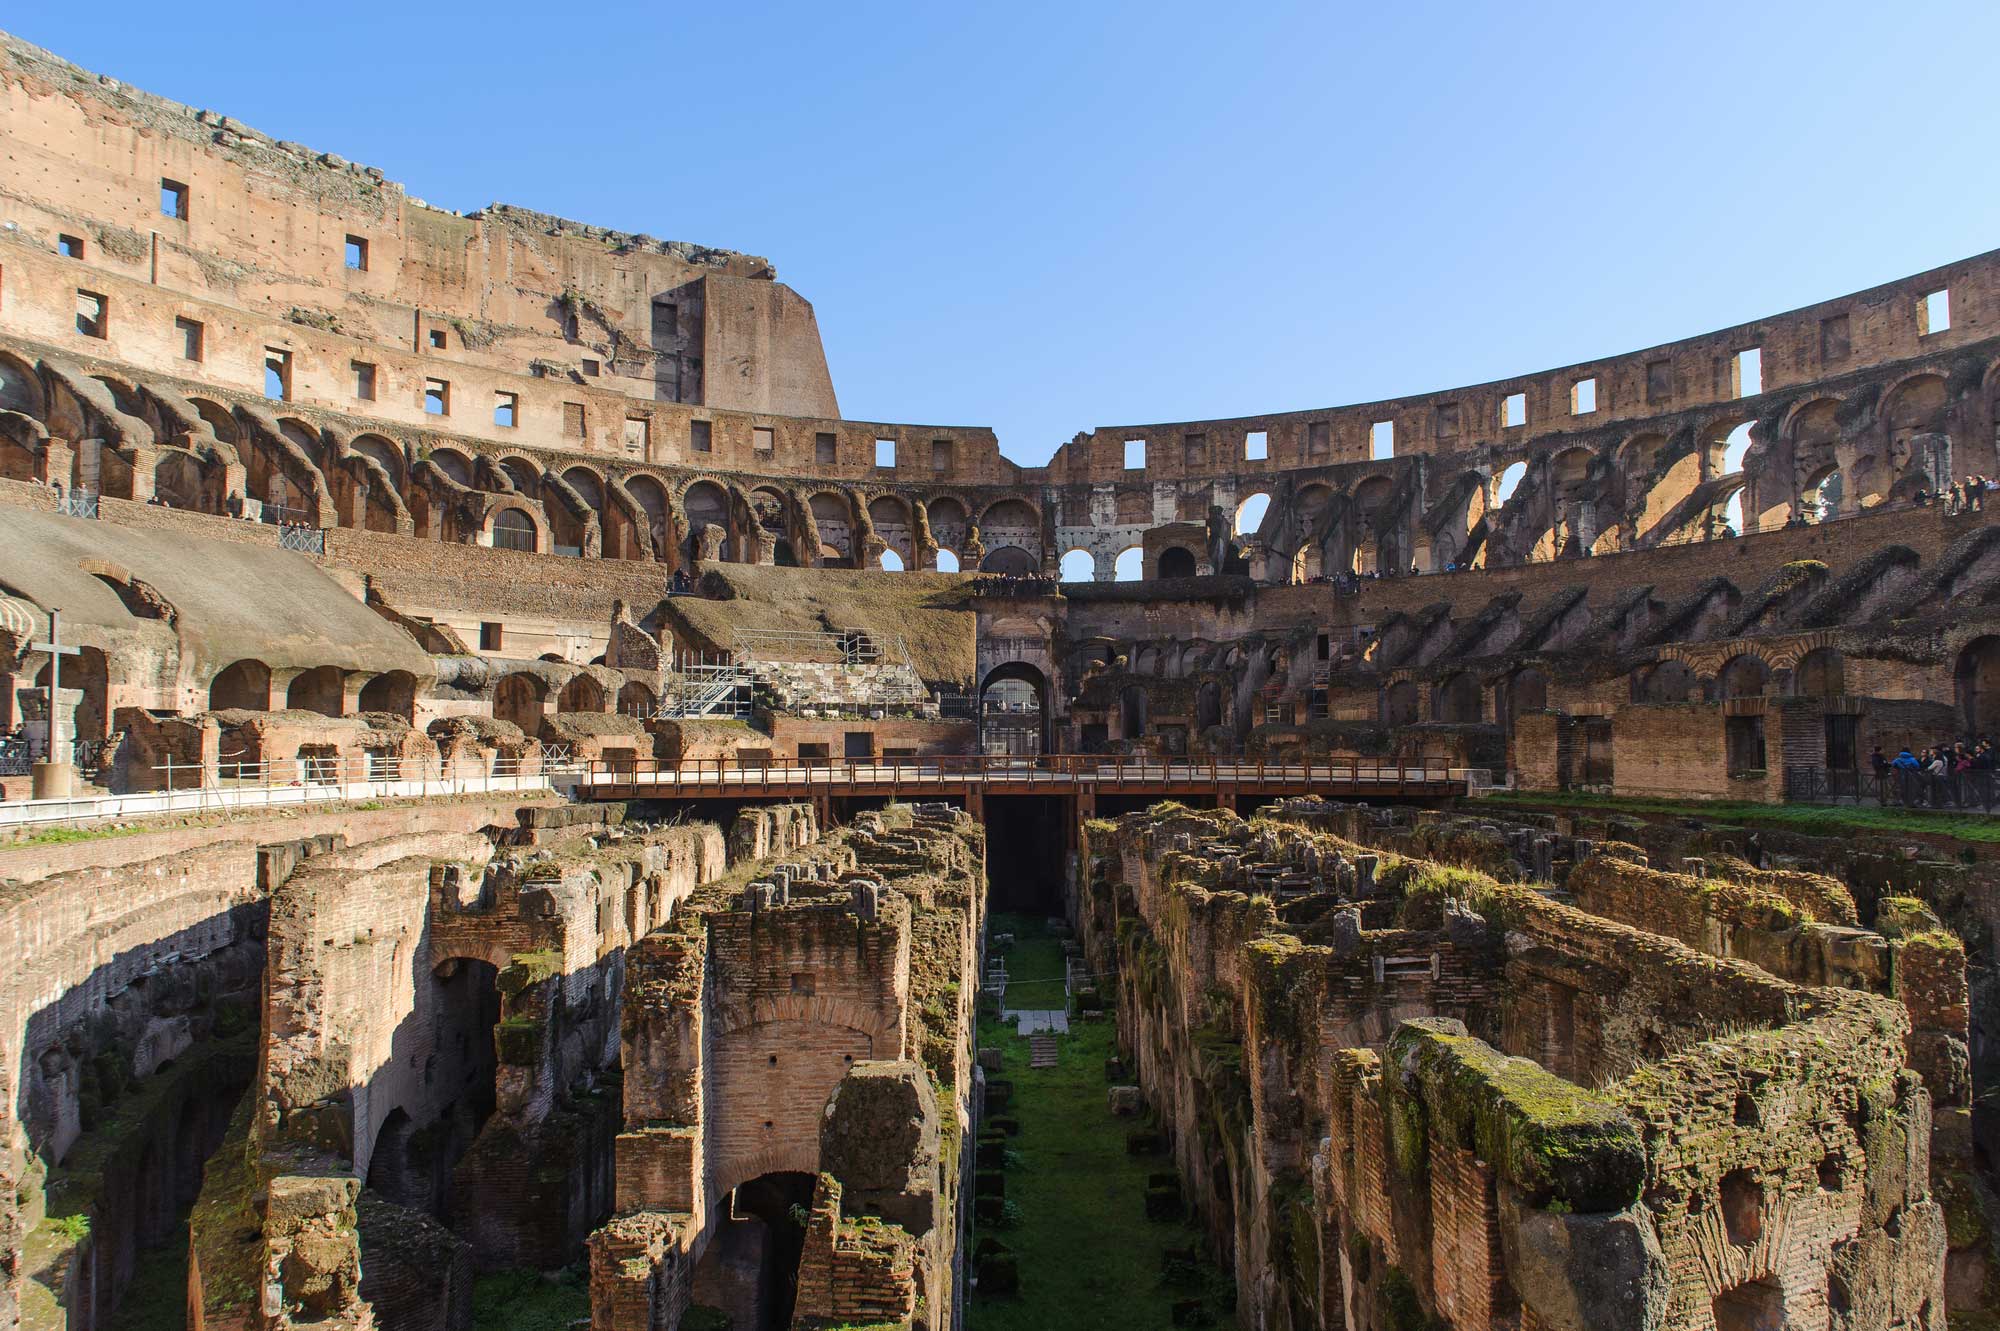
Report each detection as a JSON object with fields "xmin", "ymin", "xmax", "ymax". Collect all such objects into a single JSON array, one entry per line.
[{"xmin": 570, "ymin": 753, "xmax": 1468, "ymax": 791}]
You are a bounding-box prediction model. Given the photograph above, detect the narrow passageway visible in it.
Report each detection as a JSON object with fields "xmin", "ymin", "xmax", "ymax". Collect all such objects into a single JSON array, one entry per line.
[{"xmin": 969, "ymin": 912, "xmax": 1236, "ymax": 1330}]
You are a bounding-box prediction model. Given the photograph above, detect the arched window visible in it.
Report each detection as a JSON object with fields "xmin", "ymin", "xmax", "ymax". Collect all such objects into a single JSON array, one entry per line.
[
  {"xmin": 1234, "ymin": 492, "xmax": 1270, "ymax": 535},
  {"xmin": 1059, "ymin": 549, "xmax": 1096, "ymax": 582},
  {"xmin": 1156, "ymin": 546, "xmax": 1197, "ymax": 578},
  {"xmin": 491, "ymin": 508, "xmax": 537, "ymax": 553},
  {"xmin": 934, "ymin": 548, "xmax": 961, "ymax": 573},
  {"xmin": 1113, "ymin": 547, "xmax": 1143, "ymax": 582},
  {"xmin": 879, "ymin": 548, "xmax": 905, "ymax": 572}
]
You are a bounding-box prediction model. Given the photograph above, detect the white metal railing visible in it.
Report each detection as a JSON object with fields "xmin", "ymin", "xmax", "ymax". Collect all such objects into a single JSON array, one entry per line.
[{"xmin": 0, "ymin": 753, "xmax": 553, "ymax": 831}]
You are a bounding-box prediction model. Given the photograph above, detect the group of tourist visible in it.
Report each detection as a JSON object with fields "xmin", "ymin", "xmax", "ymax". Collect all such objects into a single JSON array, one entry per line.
[
  {"xmin": 1873, "ymin": 739, "xmax": 2000, "ymax": 808},
  {"xmin": 1913, "ymin": 476, "xmax": 1993, "ymax": 514}
]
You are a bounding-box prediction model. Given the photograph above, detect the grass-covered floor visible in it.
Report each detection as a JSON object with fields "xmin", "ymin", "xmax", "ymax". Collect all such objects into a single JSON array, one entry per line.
[
  {"xmin": 970, "ymin": 914, "xmax": 1235, "ymax": 1331},
  {"xmin": 1479, "ymin": 788, "xmax": 2000, "ymax": 844},
  {"xmin": 470, "ymin": 1268, "xmax": 589, "ymax": 1330}
]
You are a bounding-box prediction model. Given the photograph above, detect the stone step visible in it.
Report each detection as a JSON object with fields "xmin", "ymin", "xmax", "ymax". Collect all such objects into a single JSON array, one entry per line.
[{"xmin": 1028, "ymin": 1034, "xmax": 1059, "ymax": 1069}]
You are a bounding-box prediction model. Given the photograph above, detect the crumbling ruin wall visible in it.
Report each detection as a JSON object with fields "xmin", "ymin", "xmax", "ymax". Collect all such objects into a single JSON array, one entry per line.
[
  {"xmin": 184, "ymin": 804, "xmax": 795, "ymax": 1331},
  {"xmin": 593, "ymin": 803, "xmax": 982, "ymax": 1331},
  {"xmin": 1078, "ymin": 801, "xmax": 1955, "ymax": 1330}
]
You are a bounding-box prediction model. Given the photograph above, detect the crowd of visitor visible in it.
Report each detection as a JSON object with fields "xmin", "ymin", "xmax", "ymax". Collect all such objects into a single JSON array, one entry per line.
[{"xmin": 1872, "ymin": 737, "xmax": 2000, "ymax": 808}]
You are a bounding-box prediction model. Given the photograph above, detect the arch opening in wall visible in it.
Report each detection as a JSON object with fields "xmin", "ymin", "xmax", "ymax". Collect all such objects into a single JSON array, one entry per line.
[
  {"xmin": 683, "ymin": 480, "xmax": 732, "ymax": 563},
  {"xmin": 868, "ymin": 495, "xmax": 915, "ymax": 567},
  {"xmin": 352, "ymin": 435, "xmax": 405, "ymax": 491},
  {"xmin": 499, "ymin": 456, "xmax": 540, "ymax": 496},
  {"xmin": 427, "ymin": 447, "xmax": 474, "ymax": 487},
  {"xmin": 1432, "ymin": 672, "xmax": 1481, "ymax": 723},
  {"xmin": 1632, "ymin": 660, "xmax": 1695, "ymax": 704},
  {"xmin": 1956, "ymin": 636, "xmax": 2000, "ymax": 734},
  {"xmin": 627, "ymin": 475, "xmax": 672, "ymax": 563},
  {"xmin": 1794, "ymin": 647, "xmax": 1845, "ymax": 698},
  {"xmin": 1059, "ymin": 549, "xmax": 1096, "ymax": 583},
  {"xmin": 878, "ymin": 548, "xmax": 905, "ymax": 572},
  {"xmin": 618, "ymin": 681, "xmax": 657, "ymax": 717},
  {"xmin": 980, "ymin": 498, "xmax": 1041, "ymax": 564},
  {"xmin": 1119, "ymin": 684, "xmax": 1147, "ymax": 740},
  {"xmin": 558, "ymin": 673, "xmax": 606, "ymax": 713},
  {"xmin": 717, "ymin": 1171, "xmax": 816, "ymax": 1331},
  {"xmin": 809, "ymin": 492, "xmax": 853, "ymax": 566},
  {"xmin": 494, "ymin": 672, "xmax": 547, "ymax": 733},
  {"xmin": 933, "ymin": 548, "xmax": 960, "ymax": 573},
  {"xmin": 285, "ymin": 665, "xmax": 345, "ymax": 717},
  {"xmin": 357, "ymin": 670, "xmax": 416, "ymax": 721},
  {"xmin": 1113, "ymin": 547, "xmax": 1143, "ymax": 582},
  {"xmin": 1494, "ymin": 461, "xmax": 1528, "ymax": 507},
  {"xmin": 1382, "ymin": 680, "xmax": 1420, "ymax": 727},
  {"xmin": 1716, "ymin": 653, "xmax": 1771, "ymax": 700},
  {"xmin": 490, "ymin": 507, "xmax": 538, "ymax": 553},
  {"xmin": 926, "ymin": 497, "xmax": 969, "ymax": 556},
  {"xmin": 1155, "ymin": 546, "xmax": 1197, "ymax": 579},
  {"xmin": 980, "ymin": 661, "xmax": 1046, "ymax": 756},
  {"xmin": 209, "ymin": 659, "xmax": 271, "ymax": 712},
  {"xmin": 979, "ymin": 545, "xmax": 1037, "ymax": 576},
  {"xmin": 1499, "ymin": 666, "xmax": 1548, "ymax": 731},
  {"xmin": 1234, "ymin": 492, "xmax": 1270, "ymax": 536}
]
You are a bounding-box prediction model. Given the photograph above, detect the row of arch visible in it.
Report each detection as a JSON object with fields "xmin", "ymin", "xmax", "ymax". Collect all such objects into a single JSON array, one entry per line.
[{"xmin": 206, "ymin": 660, "xmax": 658, "ymax": 726}]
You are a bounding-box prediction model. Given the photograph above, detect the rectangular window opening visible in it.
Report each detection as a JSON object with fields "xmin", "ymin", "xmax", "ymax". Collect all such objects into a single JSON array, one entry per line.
[
  {"xmin": 494, "ymin": 392, "xmax": 518, "ymax": 428},
  {"xmin": 1646, "ymin": 358, "xmax": 1673, "ymax": 404},
  {"xmin": 1369, "ymin": 420, "xmax": 1394, "ymax": 460},
  {"xmin": 1731, "ymin": 347, "xmax": 1763, "ymax": 399},
  {"xmin": 344, "ymin": 235, "xmax": 368, "ymax": 271},
  {"xmin": 424, "ymin": 377, "xmax": 450, "ymax": 416},
  {"xmin": 264, "ymin": 348, "xmax": 292, "ymax": 400},
  {"xmin": 480, "ymin": 621, "xmax": 503, "ymax": 651},
  {"xmin": 624, "ymin": 417, "xmax": 650, "ymax": 456},
  {"xmin": 581, "ymin": 358, "xmax": 600, "ymax": 377},
  {"xmin": 1820, "ymin": 314, "xmax": 1851, "ymax": 364},
  {"xmin": 160, "ymin": 178, "xmax": 188, "ymax": 221},
  {"xmin": 875, "ymin": 437, "xmax": 897, "ymax": 469},
  {"xmin": 563, "ymin": 401, "xmax": 586, "ymax": 437},
  {"xmin": 352, "ymin": 361, "xmax": 376, "ymax": 401},
  {"xmin": 175, "ymin": 316, "xmax": 203, "ymax": 362},
  {"xmin": 1308, "ymin": 421, "xmax": 1331, "ymax": 459},
  {"xmin": 1245, "ymin": 430, "xmax": 1268, "ymax": 461},
  {"xmin": 753, "ymin": 426, "xmax": 776, "ymax": 453},
  {"xmin": 814, "ymin": 432, "xmax": 837, "ymax": 465},
  {"xmin": 58, "ymin": 234, "xmax": 84, "ymax": 260},
  {"xmin": 690, "ymin": 420, "xmax": 713, "ymax": 453},
  {"xmin": 1124, "ymin": 438, "xmax": 1146, "ymax": 470},
  {"xmin": 428, "ymin": 328, "xmax": 447, "ymax": 350},
  {"xmin": 931, "ymin": 438, "xmax": 952, "ymax": 473},
  {"xmin": 1501, "ymin": 392, "xmax": 1527, "ymax": 428},
  {"xmin": 1434, "ymin": 405, "xmax": 1461, "ymax": 440},
  {"xmin": 75, "ymin": 290, "xmax": 106, "ymax": 339},
  {"xmin": 1571, "ymin": 377, "xmax": 1597, "ymax": 415},
  {"xmin": 1921, "ymin": 288, "xmax": 1951, "ymax": 336}
]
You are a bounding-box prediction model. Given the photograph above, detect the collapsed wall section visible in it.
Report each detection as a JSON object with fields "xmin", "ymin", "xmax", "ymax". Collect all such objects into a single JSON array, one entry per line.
[
  {"xmin": 591, "ymin": 802, "xmax": 983, "ymax": 1331},
  {"xmin": 186, "ymin": 802, "xmax": 809, "ymax": 1330}
]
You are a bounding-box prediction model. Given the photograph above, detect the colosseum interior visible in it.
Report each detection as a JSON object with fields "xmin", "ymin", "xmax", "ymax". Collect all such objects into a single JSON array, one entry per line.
[{"xmin": 0, "ymin": 24, "xmax": 1997, "ymax": 1331}]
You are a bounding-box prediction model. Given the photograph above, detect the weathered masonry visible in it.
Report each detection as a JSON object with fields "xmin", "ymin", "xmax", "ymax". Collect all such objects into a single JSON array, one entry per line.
[{"xmin": 1077, "ymin": 800, "xmax": 1965, "ymax": 1330}]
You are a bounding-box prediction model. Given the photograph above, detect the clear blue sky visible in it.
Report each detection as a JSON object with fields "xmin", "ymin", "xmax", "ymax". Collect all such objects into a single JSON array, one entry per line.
[{"xmin": 15, "ymin": 2, "xmax": 1998, "ymax": 465}]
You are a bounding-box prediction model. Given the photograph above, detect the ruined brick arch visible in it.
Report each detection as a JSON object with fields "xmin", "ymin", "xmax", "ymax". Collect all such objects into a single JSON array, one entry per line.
[
  {"xmin": 624, "ymin": 473, "xmax": 673, "ymax": 563},
  {"xmin": 0, "ymin": 348, "xmax": 47, "ymax": 419},
  {"xmin": 868, "ymin": 494, "xmax": 915, "ymax": 567},
  {"xmin": 427, "ymin": 446, "xmax": 475, "ymax": 487},
  {"xmin": 711, "ymin": 995, "xmax": 897, "ymax": 1042},
  {"xmin": 1715, "ymin": 653, "xmax": 1772, "ymax": 700},
  {"xmin": 285, "ymin": 665, "xmax": 346, "ymax": 717},
  {"xmin": 1955, "ymin": 635, "xmax": 2000, "ymax": 733},
  {"xmin": 709, "ymin": 1143, "xmax": 825, "ymax": 1214},
  {"xmin": 349, "ymin": 433, "xmax": 405, "ymax": 490},
  {"xmin": 808, "ymin": 490, "xmax": 855, "ymax": 564},
  {"xmin": 181, "ymin": 395, "xmax": 241, "ymax": 447},
  {"xmin": 209, "ymin": 659, "xmax": 271, "ymax": 711},
  {"xmin": 1792, "ymin": 646, "xmax": 1845, "ymax": 698},
  {"xmin": 358, "ymin": 670, "xmax": 417, "ymax": 721},
  {"xmin": 494, "ymin": 671, "xmax": 548, "ymax": 732},
  {"xmin": 1431, "ymin": 671, "xmax": 1482, "ymax": 723},
  {"xmin": 924, "ymin": 495, "xmax": 969, "ymax": 564},
  {"xmin": 1155, "ymin": 545, "xmax": 1197, "ymax": 579},
  {"xmin": 557, "ymin": 672, "xmax": 606, "ymax": 714},
  {"xmin": 681, "ymin": 478, "xmax": 734, "ymax": 562},
  {"xmin": 1381, "ymin": 679, "xmax": 1420, "ymax": 727},
  {"xmin": 979, "ymin": 496, "xmax": 1042, "ymax": 562}
]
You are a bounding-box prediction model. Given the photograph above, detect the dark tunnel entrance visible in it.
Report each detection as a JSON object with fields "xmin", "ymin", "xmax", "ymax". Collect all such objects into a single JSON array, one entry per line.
[
  {"xmin": 701, "ymin": 1171, "xmax": 816, "ymax": 1331},
  {"xmin": 984, "ymin": 795, "xmax": 1067, "ymax": 916}
]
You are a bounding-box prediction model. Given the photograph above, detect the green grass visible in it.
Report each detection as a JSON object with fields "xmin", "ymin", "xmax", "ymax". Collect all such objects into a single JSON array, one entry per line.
[
  {"xmin": 1478, "ymin": 789, "xmax": 2000, "ymax": 844},
  {"xmin": 971, "ymin": 916, "xmax": 1236, "ymax": 1331},
  {"xmin": 471, "ymin": 1267, "xmax": 589, "ymax": 1331},
  {"xmin": 104, "ymin": 1228, "xmax": 188, "ymax": 1331}
]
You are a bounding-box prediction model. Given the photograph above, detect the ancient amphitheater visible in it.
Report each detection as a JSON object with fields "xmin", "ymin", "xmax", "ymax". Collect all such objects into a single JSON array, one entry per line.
[{"xmin": 0, "ymin": 26, "xmax": 1994, "ymax": 1331}]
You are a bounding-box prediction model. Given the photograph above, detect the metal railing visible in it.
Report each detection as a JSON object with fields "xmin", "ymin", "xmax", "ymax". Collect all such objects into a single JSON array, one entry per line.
[
  {"xmin": 278, "ymin": 523, "xmax": 325, "ymax": 556},
  {"xmin": 565, "ymin": 753, "xmax": 1468, "ymax": 791},
  {"xmin": 0, "ymin": 753, "xmax": 554, "ymax": 831},
  {"xmin": 58, "ymin": 489, "xmax": 99, "ymax": 520}
]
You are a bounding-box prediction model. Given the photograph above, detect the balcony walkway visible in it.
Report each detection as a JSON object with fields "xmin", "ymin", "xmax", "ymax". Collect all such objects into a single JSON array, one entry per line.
[{"xmin": 556, "ymin": 754, "xmax": 1473, "ymax": 802}]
